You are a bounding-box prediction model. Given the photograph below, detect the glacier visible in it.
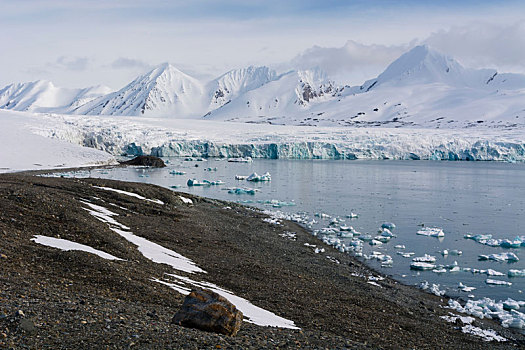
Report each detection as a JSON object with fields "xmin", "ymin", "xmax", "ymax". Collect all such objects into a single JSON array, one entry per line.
[{"xmin": 15, "ymin": 111, "xmax": 525, "ymax": 162}]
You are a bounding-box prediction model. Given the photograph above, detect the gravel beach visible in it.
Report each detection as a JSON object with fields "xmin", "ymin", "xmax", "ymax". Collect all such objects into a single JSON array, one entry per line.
[{"xmin": 1, "ymin": 173, "xmax": 524, "ymax": 349}]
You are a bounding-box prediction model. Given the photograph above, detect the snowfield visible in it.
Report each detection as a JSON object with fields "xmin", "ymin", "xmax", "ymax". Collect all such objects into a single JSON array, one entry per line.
[{"xmin": 0, "ymin": 110, "xmax": 116, "ymax": 173}]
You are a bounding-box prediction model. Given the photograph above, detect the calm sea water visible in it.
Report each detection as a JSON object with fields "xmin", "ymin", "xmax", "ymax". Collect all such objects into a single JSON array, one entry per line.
[{"xmin": 57, "ymin": 159, "xmax": 525, "ymax": 302}]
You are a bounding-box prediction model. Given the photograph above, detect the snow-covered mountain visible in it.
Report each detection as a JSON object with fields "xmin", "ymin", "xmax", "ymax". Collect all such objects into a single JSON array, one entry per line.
[
  {"xmin": 2, "ymin": 45, "xmax": 525, "ymax": 128},
  {"xmin": 73, "ymin": 63, "xmax": 206, "ymax": 117},
  {"xmin": 0, "ymin": 81, "xmax": 111, "ymax": 113}
]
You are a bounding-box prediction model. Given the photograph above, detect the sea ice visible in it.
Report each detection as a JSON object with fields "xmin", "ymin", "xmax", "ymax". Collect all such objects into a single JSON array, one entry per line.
[
  {"xmin": 486, "ymin": 279, "xmax": 512, "ymax": 286},
  {"xmin": 508, "ymin": 269, "xmax": 525, "ymax": 277},
  {"xmin": 478, "ymin": 253, "xmax": 519, "ymax": 262},
  {"xmin": 246, "ymin": 172, "xmax": 271, "ymax": 182},
  {"xmin": 412, "ymin": 254, "xmax": 437, "ymax": 263},
  {"xmin": 410, "ymin": 262, "xmax": 436, "ymax": 270},
  {"xmin": 228, "ymin": 157, "xmax": 253, "ymax": 163},
  {"xmin": 417, "ymin": 227, "xmax": 444, "ymax": 237},
  {"xmin": 381, "ymin": 222, "xmax": 396, "ymax": 230}
]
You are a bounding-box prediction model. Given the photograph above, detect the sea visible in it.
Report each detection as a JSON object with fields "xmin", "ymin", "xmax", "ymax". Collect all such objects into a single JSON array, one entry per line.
[{"xmin": 52, "ymin": 158, "xmax": 525, "ymax": 303}]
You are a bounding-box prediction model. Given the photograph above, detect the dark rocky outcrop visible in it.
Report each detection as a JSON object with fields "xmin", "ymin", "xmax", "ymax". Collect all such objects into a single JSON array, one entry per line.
[
  {"xmin": 120, "ymin": 155, "xmax": 166, "ymax": 167},
  {"xmin": 172, "ymin": 289, "xmax": 243, "ymax": 336}
]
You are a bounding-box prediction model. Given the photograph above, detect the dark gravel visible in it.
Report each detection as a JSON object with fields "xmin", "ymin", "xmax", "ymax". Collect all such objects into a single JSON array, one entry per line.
[{"xmin": 1, "ymin": 174, "xmax": 524, "ymax": 349}]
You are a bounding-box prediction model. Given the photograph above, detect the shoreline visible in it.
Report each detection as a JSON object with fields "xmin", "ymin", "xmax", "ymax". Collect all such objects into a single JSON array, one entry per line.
[{"xmin": 1, "ymin": 172, "xmax": 524, "ymax": 348}]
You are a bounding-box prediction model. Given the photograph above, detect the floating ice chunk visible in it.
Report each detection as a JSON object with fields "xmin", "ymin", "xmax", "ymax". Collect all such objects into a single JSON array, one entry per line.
[
  {"xmin": 346, "ymin": 212, "xmax": 359, "ymax": 219},
  {"xmin": 314, "ymin": 212, "xmax": 331, "ymax": 219},
  {"xmin": 500, "ymin": 239, "xmax": 522, "ymax": 249},
  {"xmin": 357, "ymin": 234, "xmax": 372, "ymax": 241},
  {"xmin": 410, "ymin": 262, "xmax": 436, "ymax": 270},
  {"xmin": 509, "ymin": 269, "xmax": 525, "ymax": 277},
  {"xmin": 486, "ymin": 279, "xmax": 512, "ymax": 286},
  {"xmin": 235, "ymin": 175, "xmax": 248, "ymax": 180},
  {"xmin": 487, "ymin": 269, "xmax": 505, "ymax": 276},
  {"xmin": 478, "ymin": 253, "xmax": 519, "ymax": 262},
  {"xmin": 381, "ymin": 222, "xmax": 395, "ymax": 230},
  {"xmin": 369, "ymin": 239, "xmax": 383, "ymax": 246},
  {"xmin": 458, "ymin": 282, "xmax": 476, "ymax": 292},
  {"xmin": 228, "ymin": 157, "xmax": 253, "ymax": 163},
  {"xmin": 169, "ymin": 170, "xmax": 186, "ymax": 175},
  {"xmin": 412, "ymin": 254, "xmax": 437, "ymax": 263},
  {"xmin": 228, "ymin": 187, "xmax": 258, "ymax": 195},
  {"xmin": 31, "ymin": 235, "xmax": 123, "ymax": 261},
  {"xmin": 461, "ymin": 324, "xmax": 507, "ymax": 342},
  {"xmin": 449, "ymin": 249, "xmax": 462, "ymax": 255},
  {"xmin": 179, "ymin": 196, "xmax": 193, "ymax": 204},
  {"xmin": 419, "ymin": 281, "xmax": 445, "ymax": 296},
  {"xmin": 187, "ymin": 179, "xmax": 209, "ymax": 186},
  {"xmin": 394, "ymin": 245, "xmax": 405, "ymax": 249},
  {"xmin": 373, "ymin": 236, "xmax": 391, "ymax": 243},
  {"xmin": 502, "ymin": 299, "xmax": 522, "ymax": 311},
  {"xmin": 433, "ymin": 268, "xmax": 447, "ymax": 274},
  {"xmin": 397, "ymin": 252, "xmax": 415, "ymax": 258},
  {"xmin": 417, "ymin": 227, "xmax": 444, "ymax": 237},
  {"xmin": 204, "ymin": 167, "xmax": 218, "ymax": 171},
  {"xmin": 380, "ymin": 228, "xmax": 395, "ymax": 238},
  {"xmin": 465, "ymin": 233, "xmax": 493, "ymax": 242},
  {"xmin": 246, "ymin": 172, "xmax": 271, "ymax": 182}
]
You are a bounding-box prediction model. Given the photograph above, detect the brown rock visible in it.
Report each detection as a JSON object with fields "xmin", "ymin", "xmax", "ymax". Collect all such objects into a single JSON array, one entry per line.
[
  {"xmin": 120, "ymin": 156, "xmax": 166, "ymax": 168},
  {"xmin": 172, "ymin": 288, "xmax": 243, "ymax": 336}
]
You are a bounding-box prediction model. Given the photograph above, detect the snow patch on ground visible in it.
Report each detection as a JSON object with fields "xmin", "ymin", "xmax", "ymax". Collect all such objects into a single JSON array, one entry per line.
[
  {"xmin": 93, "ymin": 186, "xmax": 164, "ymax": 205},
  {"xmin": 31, "ymin": 235, "xmax": 123, "ymax": 261},
  {"xmin": 159, "ymin": 274, "xmax": 300, "ymax": 330},
  {"xmin": 81, "ymin": 200, "xmax": 204, "ymax": 274}
]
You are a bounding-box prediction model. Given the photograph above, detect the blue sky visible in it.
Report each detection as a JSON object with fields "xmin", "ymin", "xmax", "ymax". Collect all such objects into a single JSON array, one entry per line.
[{"xmin": 1, "ymin": 0, "xmax": 524, "ymax": 88}]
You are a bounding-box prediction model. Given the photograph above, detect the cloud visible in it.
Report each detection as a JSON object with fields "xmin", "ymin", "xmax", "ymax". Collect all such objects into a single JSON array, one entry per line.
[
  {"xmin": 288, "ymin": 40, "xmax": 413, "ymax": 85},
  {"xmin": 424, "ymin": 21, "xmax": 525, "ymax": 73},
  {"xmin": 109, "ymin": 57, "xmax": 151, "ymax": 70},
  {"xmin": 51, "ymin": 56, "xmax": 90, "ymax": 71}
]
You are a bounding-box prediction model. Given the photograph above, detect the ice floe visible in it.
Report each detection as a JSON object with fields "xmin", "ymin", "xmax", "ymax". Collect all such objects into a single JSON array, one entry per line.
[
  {"xmin": 441, "ymin": 313, "xmax": 506, "ymax": 342},
  {"xmin": 228, "ymin": 157, "xmax": 253, "ymax": 163},
  {"xmin": 508, "ymin": 269, "xmax": 525, "ymax": 277},
  {"xmin": 418, "ymin": 281, "xmax": 445, "ymax": 296},
  {"xmin": 478, "ymin": 253, "xmax": 519, "ymax": 262},
  {"xmin": 417, "ymin": 227, "xmax": 444, "ymax": 237},
  {"xmin": 486, "ymin": 279, "xmax": 512, "ymax": 286},
  {"xmin": 465, "ymin": 233, "xmax": 525, "ymax": 249},
  {"xmin": 246, "ymin": 172, "xmax": 271, "ymax": 182},
  {"xmin": 31, "ymin": 235, "xmax": 123, "ymax": 261}
]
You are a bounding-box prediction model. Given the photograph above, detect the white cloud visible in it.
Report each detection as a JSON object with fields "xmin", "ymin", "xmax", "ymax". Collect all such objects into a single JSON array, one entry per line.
[
  {"xmin": 52, "ymin": 56, "xmax": 90, "ymax": 71},
  {"xmin": 288, "ymin": 40, "xmax": 413, "ymax": 85},
  {"xmin": 424, "ymin": 21, "xmax": 525, "ymax": 73}
]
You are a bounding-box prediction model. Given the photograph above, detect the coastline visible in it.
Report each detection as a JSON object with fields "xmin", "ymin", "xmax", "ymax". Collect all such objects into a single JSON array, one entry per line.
[{"xmin": 1, "ymin": 173, "xmax": 524, "ymax": 348}]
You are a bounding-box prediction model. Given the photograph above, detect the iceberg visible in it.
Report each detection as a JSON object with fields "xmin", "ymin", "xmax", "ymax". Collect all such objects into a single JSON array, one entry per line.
[
  {"xmin": 412, "ymin": 254, "xmax": 437, "ymax": 263},
  {"xmin": 227, "ymin": 187, "xmax": 258, "ymax": 195},
  {"xmin": 381, "ymin": 222, "xmax": 396, "ymax": 230},
  {"xmin": 187, "ymin": 178, "xmax": 209, "ymax": 186},
  {"xmin": 246, "ymin": 172, "xmax": 271, "ymax": 182},
  {"xmin": 417, "ymin": 227, "xmax": 444, "ymax": 237},
  {"xmin": 228, "ymin": 157, "xmax": 253, "ymax": 163},
  {"xmin": 478, "ymin": 253, "xmax": 519, "ymax": 262},
  {"xmin": 410, "ymin": 262, "xmax": 436, "ymax": 270},
  {"xmin": 508, "ymin": 269, "xmax": 525, "ymax": 277},
  {"xmin": 486, "ymin": 279, "xmax": 512, "ymax": 286}
]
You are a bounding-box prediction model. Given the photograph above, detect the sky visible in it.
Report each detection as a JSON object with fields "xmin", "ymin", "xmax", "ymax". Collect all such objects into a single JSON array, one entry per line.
[{"xmin": 1, "ymin": 0, "xmax": 525, "ymax": 89}]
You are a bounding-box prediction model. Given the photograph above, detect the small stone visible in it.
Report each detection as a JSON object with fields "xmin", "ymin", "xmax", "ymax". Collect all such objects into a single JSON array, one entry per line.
[
  {"xmin": 0, "ymin": 254, "xmax": 7, "ymax": 259},
  {"xmin": 19, "ymin": 319, "xmax": 36, "ymax": 333},
  {"xmin": 15, "ymin": 310, "xmax": 25, "ymax": 318},
  {"xmin": 172, "ymin": 288, "xmax": 243, "ymax": 336}
]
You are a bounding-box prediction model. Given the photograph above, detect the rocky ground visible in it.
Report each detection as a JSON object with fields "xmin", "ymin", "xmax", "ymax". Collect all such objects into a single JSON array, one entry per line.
[{"xmin": 1, "ymin": 173, "xmax": 524, "ymax": 349}]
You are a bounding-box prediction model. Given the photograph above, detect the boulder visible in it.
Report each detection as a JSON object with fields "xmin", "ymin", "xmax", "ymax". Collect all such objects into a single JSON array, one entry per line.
[
  {"xmin": 120, "ymin": 155, "xmax": 166, "ymax": 168},
  {"xmin": 172, "ymin": 288, "xmax": 243, "ymax": 336}
]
